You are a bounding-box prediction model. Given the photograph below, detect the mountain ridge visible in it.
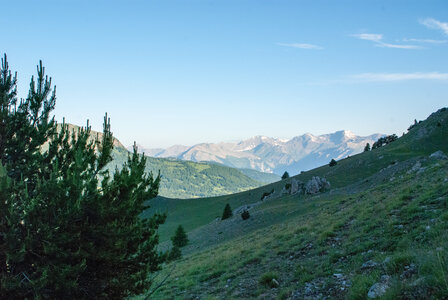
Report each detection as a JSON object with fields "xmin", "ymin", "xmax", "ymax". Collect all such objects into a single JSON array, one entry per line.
[
  {"xmin": 133, "ymin": 130, "xmax": 384, "ymax": 175},
  {"xmin": 148, "ymin": 107, "xmax": 448, "ymax": 299},
  {"xmin": 60, "ymin": 123, "xmax": 279, "ymax": 198}
]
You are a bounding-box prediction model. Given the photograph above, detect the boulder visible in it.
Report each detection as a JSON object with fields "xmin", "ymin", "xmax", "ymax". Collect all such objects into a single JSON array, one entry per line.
[
  {"xmin": 305, "ymin": 176, "xmax": 330, "ymax": 194},
  {"xmin": 367, "ymin": 275, "xmax": 390, "ymax": 298},
  {"xmin": 361, "ymin": 260, "xmax": 378, "ymax": 270},
  {"xmin": 290, "ymin": 178, "xmax": 303, "ymax": 195},
  {"xmin": 429, "ymin": 150, "xmax": 447, "ymax": 160}
]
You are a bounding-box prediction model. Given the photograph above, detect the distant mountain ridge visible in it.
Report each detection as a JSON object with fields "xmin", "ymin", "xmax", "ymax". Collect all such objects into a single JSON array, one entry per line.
[
  {"xmin": 61, "ymin": 123, "xmax": 278, "ymax": 198},
  {"xmin": 133, "ymin": 130, "xmax": 384, "ymax": 175}
]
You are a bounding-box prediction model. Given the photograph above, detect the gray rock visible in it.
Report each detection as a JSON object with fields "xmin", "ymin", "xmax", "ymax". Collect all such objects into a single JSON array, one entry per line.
[
  {"xmin": 408, "ymin": 161, "xmax": 422, "ymax": 174},
  {"xmin": 400, "ymin": 264, "xmax": 417, "ymax": 279},
  {"xmin": 367, "ymin": 283, "xmax": 389, "ymax": 298},
  {"xmin": 361, "ymin": 260, "xmax": 379, "ymax": 269},
  {"xmin": 333, "ymin": 273, "xmax": 344, "ymax": 279},
  {"xmin": 305, "ymin": 176, "xmax": 330, "ymax": 194},
  {"xmin": 290, "ymin": 178, "xmax": 303, "ymax": 195},
  {"xmin": 271, "ymin": 278, "xmax": 279, "ymax": 288},
  {"xmin": 429, "ymin": 150, "xmax": 448, "ymax": 160},
  {"xmin": 367, "ymin": 276, "xmax": 390, "ymax": 298}
]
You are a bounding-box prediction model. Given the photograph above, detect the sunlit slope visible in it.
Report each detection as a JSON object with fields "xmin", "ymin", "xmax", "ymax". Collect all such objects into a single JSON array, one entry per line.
[
  {"xmin": 146, "ymin": 108, "xmax": 448, "ymax": 241},
  {"xmin": 153, "ymin": 157, "xmax": 448, "ymax": 299},
  {"xmin": 60, "ymin": 124, "xmax": 275, "ymax": 198},
  {"xmin": 109, "ymin": 147, "xmax": 271, "ymax": 198}
]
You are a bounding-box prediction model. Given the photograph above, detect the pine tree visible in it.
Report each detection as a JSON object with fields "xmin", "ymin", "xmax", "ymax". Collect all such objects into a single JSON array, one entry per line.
[
  {"xmin": 221, "ymin": 203, "xmax": 233, "ymax": 220},
  {"xmin": 281, "ymin": 171, "xmax": 290, "ymax": 180},
  {"xmin": 329, "ymin": 159, "xmax": 337, "ymax": 167},
  {"xmin": 364, "ymin": 143, "xmax": 371, "ymax": 152},
  {"xmin": 0, "ymin": 54, "xmax": 166, "ymax": 298},
  {"xmin": 167, "ymin": 245, "xmax": 182, "ymax": 261},
  {"xmin": 171, "ymin": 225, "xmax": 189, "ymax": 248}
]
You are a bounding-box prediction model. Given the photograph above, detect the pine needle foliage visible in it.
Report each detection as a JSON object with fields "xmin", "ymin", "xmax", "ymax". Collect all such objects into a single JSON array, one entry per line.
[
  {"xmin": 0, "ymin": 54, "xmax": 166, "ymax": 299},
  {"xmin": 281, "ymin": 171, "xmax": 290, "ymax": 180},
  {"xmin": 221, "ymin": 203, "xmax": 233, "ymax": 220},
  {"xmin": 171, "ymin": 225, "xmax": 188, "ymax": 248}
]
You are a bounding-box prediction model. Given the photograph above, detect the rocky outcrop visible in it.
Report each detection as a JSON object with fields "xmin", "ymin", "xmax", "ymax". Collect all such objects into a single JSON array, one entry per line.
[
  {"xmin": 290, "ymin": 178, "xmax": 303, "ymax": 194},
  {"xmin": 282, "ymin": 176, "xmax": 330, "ymax": 196},
  {"xmin": 305, "ymin": 176, "xmax": 331, "ymax": 194},
  {"xmin": 429, "ymin": 150, "xmax": 447, "ymax": 160}
]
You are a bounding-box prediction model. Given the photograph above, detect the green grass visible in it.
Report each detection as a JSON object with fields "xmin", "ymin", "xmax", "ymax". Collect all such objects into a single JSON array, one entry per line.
[
  {"xmin": 109, "ymin": 146, "xmax": 272, "ymax": 199},
  {"xmin": 142, "ymin": 108, "xmax": 448, "ymax": 299}
]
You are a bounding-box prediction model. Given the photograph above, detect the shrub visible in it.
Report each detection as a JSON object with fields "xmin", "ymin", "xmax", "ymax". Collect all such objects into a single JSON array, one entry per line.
[
  {"xmin": 241, "ymin": 210, "xmax": 250, "ymax": 220},
  {"xmin": 221, "ymin": 203, "xmax": 233, "ymax": 220},
  {"xmin": 364, "ymin": 143, "xmax": 371, "ymax": 152},
  {"xmin": 372, "ymin": 134, "xmax": 398, "ymax": 149},
  {"xmin": 281, "ymin": 171, "xmax": 290, "ymax": 180},
  {"xmin": 329, "ymin": 159, "xmax": 337, "ymax": 167},
  {"xmin": 259, "ymin": 272, "xmax": 279, "ymax": 288},
  {"xmin": 172, "ymin": 225, "xmax": 189, "ymax": 248},
  {"xmin": 261, "ymin": 188, "xmax": 274, "ymax": 200},
  {"xmin": 408, "ymin": 119, "xmax": 418, "ymax": 131}
]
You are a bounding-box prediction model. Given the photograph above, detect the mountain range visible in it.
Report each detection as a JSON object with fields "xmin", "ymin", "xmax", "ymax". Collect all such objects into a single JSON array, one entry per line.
[
  {"xmin": 134, "ymin": 130, "xmax": 384, "ymax": 175},
  {"xmin": 59, "ymin": 124, "xmax": 279, "ymax": 198},
  {"xmin": 148, "ymin": 107, "xmax": 448, "ymax": 299}
]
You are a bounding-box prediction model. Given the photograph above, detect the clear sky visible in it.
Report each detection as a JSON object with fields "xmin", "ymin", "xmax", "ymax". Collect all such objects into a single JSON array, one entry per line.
[{"xmin": 2, "ymin": 0, "xmax": 447, "ymax": 148}]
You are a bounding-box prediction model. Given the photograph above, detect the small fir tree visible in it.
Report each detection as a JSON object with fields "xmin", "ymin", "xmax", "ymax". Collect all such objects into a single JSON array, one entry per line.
[
  {"xmin": 329, "ymin": 159, "xmax": 337, "ymax": 167},
  {"xmin": 281, "ymin": 171, "xmax": 290, "ymax": 180},
  {"xmin": 364, "ymin": 143, "xmax": 371, "ymax": 152},
  {"xmin": 171, "ymin": 225, "xmax": 189, "ymax": 248},
  {"xmin": 167, "ymin": 245, "xmax": 182, "ymax": 261},
  {"xmin": 221, "ymin": 203, "xmax": 233, "ymax": 220}
]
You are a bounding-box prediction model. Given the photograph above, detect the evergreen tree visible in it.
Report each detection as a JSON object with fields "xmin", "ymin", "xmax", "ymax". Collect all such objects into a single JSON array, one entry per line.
[
  {"xmin": 329, "ymin": 159, "xmax": 337, "ymax": 167},
  {"xmin": 281, "ymin": 171, "xmax": 290, "ymax": 180},
  {"xmin": 0, "ymin": 54, "xmax": 166, "ymax": 298},
  {"xmin": 364, "ymin": 143, "xmax": 371, "ymax": 152},
  {"xmin": 171, "ymin": 225, "xmax": 189, "ymax": 248},
  {"xmin": 221, "ymin": 203, "xmax": 233, "ymax": 220},
  {"xmin": 167, "ymin": 245, "xmax": 182, "ymax": 261}
]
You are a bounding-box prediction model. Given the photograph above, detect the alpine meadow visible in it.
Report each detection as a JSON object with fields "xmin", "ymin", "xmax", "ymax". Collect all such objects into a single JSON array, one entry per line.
[{"xmin": 1, "ymin": 1, "xmax": 448, "ymax": 299}]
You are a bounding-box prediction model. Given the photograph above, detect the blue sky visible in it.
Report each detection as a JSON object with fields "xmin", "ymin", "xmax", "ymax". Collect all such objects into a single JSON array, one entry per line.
[{"xmin": 2, "ymin": 0, "xmax": 447, "ymax": 148}]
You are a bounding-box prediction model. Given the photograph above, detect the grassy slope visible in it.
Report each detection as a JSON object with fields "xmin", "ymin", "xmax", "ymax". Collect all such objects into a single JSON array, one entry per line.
[
  {"xmin": 60, "ymin": 123, "xmax": 277, "ymax": 199},
  {"xmin": 110, "ymin": 147, "xmax": 269, "ymax": 199},
  {"xmin": 146, "ymin": 108, "xmax": 448, "ymax": 299}
]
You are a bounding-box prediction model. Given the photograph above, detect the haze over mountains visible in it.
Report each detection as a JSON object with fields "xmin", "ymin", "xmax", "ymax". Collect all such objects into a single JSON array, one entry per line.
[{"xmin": 134, "ymin": 130, "xmax": 384, "ymax": 175}]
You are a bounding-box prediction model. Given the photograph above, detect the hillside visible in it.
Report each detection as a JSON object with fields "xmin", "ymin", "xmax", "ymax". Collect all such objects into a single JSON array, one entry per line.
[
  {"xmin": 145, "ymin": 108, "xmax": 448, "ymax": 299},
  {"xmin": 109, "ymin": 147, "xmax": 269, "ymax": 198},
  {"xmin": 138, "ymin": 131, "xmax": 383, "ymax": 175},
  {"xmin": 60, "ymin": 123, "xmax": 276, "ymax": 198}
]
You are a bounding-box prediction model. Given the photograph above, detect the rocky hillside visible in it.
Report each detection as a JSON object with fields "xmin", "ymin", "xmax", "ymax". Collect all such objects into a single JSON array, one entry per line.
[
  {"xmin": 138, "ymin": 130, "xmax": 383, "ymax": 175},
  {"xmin": 146, "ymin": 108, "xmax": 448, "ymax": 299}
]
